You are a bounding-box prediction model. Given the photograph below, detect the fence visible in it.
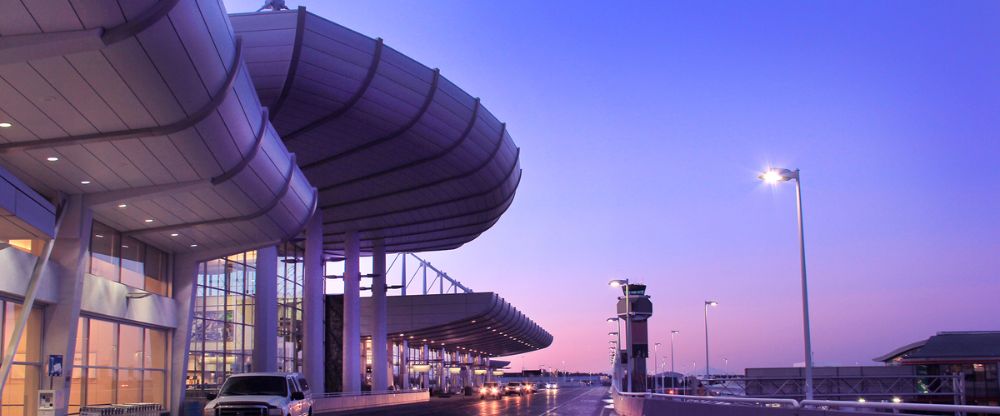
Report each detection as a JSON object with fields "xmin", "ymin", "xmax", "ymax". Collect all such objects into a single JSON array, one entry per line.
[{"xmin": 80, "ymin": 403, "xmax": 164, "ymax": 416}]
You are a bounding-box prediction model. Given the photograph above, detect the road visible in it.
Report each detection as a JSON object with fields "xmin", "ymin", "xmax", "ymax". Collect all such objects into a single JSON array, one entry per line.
[{"xmin": 321, "ymin": 386, "xmax": 616, "ymax": 416}]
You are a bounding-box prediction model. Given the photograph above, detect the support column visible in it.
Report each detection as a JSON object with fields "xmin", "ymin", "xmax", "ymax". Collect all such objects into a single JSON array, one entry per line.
[
  {"xmin": 39, "ymin": 196, "xmax": 91, "ymax": 416},
  {"xmin": 342, "ymin": 231, "xmax": 361, "ymax": 393},
  {"xmin": 401, "ymin": 340, "xmax": 410, "ymax": 389},
  {"xmin": 400, "ymin": 253, "xmax": 406, "ymax": 296},
  {"xmin": 302, "ymin": 212, "xmax": 325, "ymax": 392},
  {"xmin": 253, "ymin": 246, "xmax": 278, "ymax": 372},
  {"xmin": 371, "ymin": 240, "xmax": 387, "ymax": 391},
  {"xmin": 421, "ymin": 344, "xmax": 429, "ymax": 389},
  {"xmin": 169, "ymin": 255, "xmax": 199, "ymax": 415}
]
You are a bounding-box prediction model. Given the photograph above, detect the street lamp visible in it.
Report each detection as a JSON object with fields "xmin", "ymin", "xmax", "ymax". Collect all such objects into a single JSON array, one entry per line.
[
  {"xmin": 654, "ymin": 342, "xmax": 662, "ymax": 392},
  {"xmin": 758, "ymin": 167, "xmax": 815, "ymax": 400},
  {"xmin": 670, "ymin": 330, "xmax": 679, "ymax": 389},
  {"xmin": 609, "ymin": 279, "xmax": 632, "ymax": 393},
  {"xmin": 704, "ymin": 300, "xmax": 718, "ymax": 378}
]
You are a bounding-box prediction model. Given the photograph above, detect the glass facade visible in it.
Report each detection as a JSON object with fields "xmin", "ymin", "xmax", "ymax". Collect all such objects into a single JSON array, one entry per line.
[
  {"xmin": 277, "ymin": 242, "xmax": 304, "ymax": 373},
  {"xmin": 187, "ymin": 245, "xmax": 305, "ymax": 395},
  {"xmin": 89, "ymin": 221, "xmax": 170, "ymax": 296},
  {"xmin": 68, "ymin": 317, "xmax": 167, "ymax": 415},
  {"xmin": 187, "ymin": 252, "xmax": 257, "ymax": 396},
  {"xmin": 0, "ymin": 301, "xmax": 42, "ymax": 416}
]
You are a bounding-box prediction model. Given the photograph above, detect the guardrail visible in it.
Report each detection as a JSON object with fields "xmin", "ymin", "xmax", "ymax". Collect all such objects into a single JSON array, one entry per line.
[
  {"xmin": 612, "ymin": 385, "xmax": 1000, "ymax": 416},
  {"xmin": 318, "ymin": 388, "xmax": 428, "ymax": 398},
  {"xmin": 313, "ymin": 389, "xmax": 430, "ymax": 413}
]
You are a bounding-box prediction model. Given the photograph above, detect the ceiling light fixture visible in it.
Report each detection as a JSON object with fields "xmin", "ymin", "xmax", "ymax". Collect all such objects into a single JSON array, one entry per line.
[
  {"xmin": 0, "ymin": 122, "xmax": 12, "ymax": 128},
  {"xmin": 46, "ymin": 156, "xmax": 59, "ymax": 162}
]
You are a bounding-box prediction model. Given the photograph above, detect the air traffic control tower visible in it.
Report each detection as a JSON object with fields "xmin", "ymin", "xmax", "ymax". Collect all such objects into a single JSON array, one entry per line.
[{"xmin": 617, "ymin": 284, "xmax": 653, "ymax": 391}]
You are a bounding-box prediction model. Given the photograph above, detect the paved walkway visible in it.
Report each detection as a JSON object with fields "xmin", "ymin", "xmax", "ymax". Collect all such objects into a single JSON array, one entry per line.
[{"xmin": 320, "ymin": 386, "xmax": 616, "ymax": 416}]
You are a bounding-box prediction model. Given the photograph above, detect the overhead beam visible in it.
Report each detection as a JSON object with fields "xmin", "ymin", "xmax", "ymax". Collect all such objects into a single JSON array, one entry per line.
[
  {"xmin": 320, "ymin": 122, "xmax": 507, "ymax": 210},
  {"xmin": 83, "ymin": 109, "xmax": 271, "ymax": 207},
  {"xmin": 268, "ymin": 6, "xmax": 307, "ymax": 121},
  {"xmin": 299, "ymin": 69, "xmax": 440, "ymax": 171},
  {"xmin": 282, "ymin": 38, "xmax": 384, "ymax": 143},
  {"xmin": 0, "ymin": 37, "xmax": 245, "ymax": 153},
  {"xmin": 314, "ymin": 99, "xmax": 481, "ymax": 192},
  {"xmin": 124, "ymin": 154, "xmax": 299, "ymax": 236},
  {"xmin": 322, "ymin": 148, "xmax": 520, "ymax": 224}
]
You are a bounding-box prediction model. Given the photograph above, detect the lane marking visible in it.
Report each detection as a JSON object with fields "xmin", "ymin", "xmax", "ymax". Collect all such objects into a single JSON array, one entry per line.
[{"xmin": 536, "ymin": 387, "xmax": 602, "ymax": 416}]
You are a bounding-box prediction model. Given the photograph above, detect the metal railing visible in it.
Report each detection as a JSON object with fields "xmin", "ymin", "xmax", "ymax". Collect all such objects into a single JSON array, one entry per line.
[
  {"xmin": 707, "ymin": 375, "xmax": 966, "ymax": 402},
  {"xmin": 319, "ymin": 388, "xmax": 428, "ymax": 398},
  {"xmin": 612, "ymin": 385, "xmax": 1000, "ymax": 416},
  {"xmin": 80, "ymin": 403, "xmax": 164, "ymax": 416},
  {"xmin": 387, "ymin": 253, "xmax": 472, "ymax": 296}
]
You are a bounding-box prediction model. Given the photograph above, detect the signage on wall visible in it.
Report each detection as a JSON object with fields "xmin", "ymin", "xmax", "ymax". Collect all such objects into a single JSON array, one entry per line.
[{"xmin": 47, "ymin": 355, "xmax": 63, "ymax": 377}]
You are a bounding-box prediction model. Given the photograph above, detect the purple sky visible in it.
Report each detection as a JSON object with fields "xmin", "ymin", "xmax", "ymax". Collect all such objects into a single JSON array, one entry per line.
[{"xmin": 224, "ymin": 0, "xmax": 1000, "ymax": 373}]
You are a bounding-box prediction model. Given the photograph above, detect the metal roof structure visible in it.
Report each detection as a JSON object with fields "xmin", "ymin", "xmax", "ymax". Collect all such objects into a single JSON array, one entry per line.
[
  {"xmin": 0, "ymin": 0, "xmax": 316, "ymax": 253},
  {"xmin": 357, "ymin": 292, "xmax": 553, "ymax": 357},
  {"xmin": 231, "ymin": 8, "xmax": 521, "ymax": 256},
  {"xmin": 875, "ymin": 332, "xmax": 1000, "ymax": 364},
  {"xmin": 0, "ymin": 2, "xmax": 521, "ymax": 257}
]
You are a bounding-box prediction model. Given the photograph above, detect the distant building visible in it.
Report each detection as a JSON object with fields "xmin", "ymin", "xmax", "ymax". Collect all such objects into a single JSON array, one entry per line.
[{"xmin": 874, "ymin": 331, "xmax": 1000, "ymax": 406}]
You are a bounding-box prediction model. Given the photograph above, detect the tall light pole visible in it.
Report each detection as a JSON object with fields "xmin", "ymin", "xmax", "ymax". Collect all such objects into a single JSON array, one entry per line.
[
  {"xmin": 654, "ymin": 343, "xmax": 661, "ymax": 392},
  {"xmin": 759, "ymin": 167, "xmax": 814, "ymax": 400},
  {"xmin": 609, "ymin": 279, "xmax": 631, "ymax": 393},
  {"xmin": 670, "ymin": 330, "xmax": 679, "ymax": 389},
  {"xmin": 704, "ymin": 300, "xmax": 718, "ymax": 378}
]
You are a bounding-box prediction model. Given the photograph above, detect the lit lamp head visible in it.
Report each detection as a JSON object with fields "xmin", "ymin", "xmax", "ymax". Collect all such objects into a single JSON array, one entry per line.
[
  {"xmin": 608, "ymin": 279, "xmax": 628, "ymax": 288},
  {"xmin": 758, "ymin": 167, "xmax": 798, "ymax": 184},
  {"xmin": 705, "ymin": 300, "xmax": 719, "ymax": 307},
  {"xmin": 607, "ymin": 317, "xmax": 618, "ymax": 323},
  {"xmin": 609, "ymin": 332, "xmax": 618, "ymax": 336}
]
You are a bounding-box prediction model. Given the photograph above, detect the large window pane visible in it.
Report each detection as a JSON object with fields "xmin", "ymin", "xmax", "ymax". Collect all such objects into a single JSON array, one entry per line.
[
  {"xmin": 143, "ymin": 371, "xmax": 165, "ymax": 406},
  {"xmin": 88, "ymin": 320, "xmax": 115, "ymax": 367},
  {"xmin": 69, "ymin": 367, "xmax": 83, "ymax": 415},
  {"xmin": 3, "ymin": 303, "xmax": 42, "ymax": 363},
  {"xmin": 89, "ymin": 222, "xmax": 119, "ymax": 281},
  {"xmin": 118, "ymin": 325, "xmax": 143, "ymax": 369},
  {"xmin": 144, "ymin": 329, "xmax": 167, "ymax": 370},
  {"xmin": 120, "ymin": 237, "xmax": 144, "ymax": 289},
  {"xmin": 86, "ymin": 368, "xmax": 114, "ymax": 406},
  {"xmin": 117, "ymin": 369, "xmax": 141, "ymax": 404},
  {"xmin": 144, "ymin": 246, "xmax": 169, "ymax": 296}
]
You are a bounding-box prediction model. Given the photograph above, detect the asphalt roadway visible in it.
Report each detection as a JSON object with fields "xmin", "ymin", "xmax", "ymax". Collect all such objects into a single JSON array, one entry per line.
[{"xmin": 321, "ymin": 386, "xmax": 617, "ymax": 416}]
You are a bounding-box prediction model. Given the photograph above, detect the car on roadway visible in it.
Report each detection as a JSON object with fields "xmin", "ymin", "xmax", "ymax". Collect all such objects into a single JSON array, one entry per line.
[
  {"xmin": 479, "ymin": 382, "xmax": 502, "ymax": 400},
  {"xmin": 503, "ymin": 381, "xmax": 526, "ymax": 396},
  {"xmin": 544, "ymin": 382, "xmax": 559, "ymax": 390},
  {"xmin": 203, "ymin": 372, "xmax": 313, "ymax": 416}
]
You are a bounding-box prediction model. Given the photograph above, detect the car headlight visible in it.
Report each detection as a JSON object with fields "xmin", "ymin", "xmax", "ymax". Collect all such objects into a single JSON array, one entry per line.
[{"xmin": 491, "ymin": 388, "xmax": 498, "ymax": 393}]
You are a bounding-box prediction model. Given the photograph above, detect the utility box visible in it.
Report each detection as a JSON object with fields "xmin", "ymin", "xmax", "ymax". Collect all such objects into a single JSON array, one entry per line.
[{"xmin": 37, "ymin": 390, "xmax": 54, "ymax": 416}]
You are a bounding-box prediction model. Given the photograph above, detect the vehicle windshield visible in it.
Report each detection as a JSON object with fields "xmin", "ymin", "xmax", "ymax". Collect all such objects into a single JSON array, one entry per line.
[
  {"xmin": 484, "ymin": 383, "xmax": 498, "ymax": 387},
  {"xmin": 507, "ymin": 382, "xmax": 519, "ymax": 386},
  {"xmin": 219, "ymin": 376, "xmax": 288, "ymax": 396}
]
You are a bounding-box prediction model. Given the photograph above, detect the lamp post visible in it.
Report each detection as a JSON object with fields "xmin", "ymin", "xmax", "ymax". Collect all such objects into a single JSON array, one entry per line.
[
  {"xmin": 654, "ymin": 343, "xmax": 662, "ymax": 392},
  {"xmin": 704, "ymin": 300, "xmax": 718, "ymax": 378},
  {"xmin": 609, "ymin": 279, "xmax": 631, "ymax": 393},
  {"xmin": 759, "ymin": 167, "xmax": 814, "ymax": 400},
  {"xmin": 670, "ymin": 330, "xmax": 679, "ymax": 389}
]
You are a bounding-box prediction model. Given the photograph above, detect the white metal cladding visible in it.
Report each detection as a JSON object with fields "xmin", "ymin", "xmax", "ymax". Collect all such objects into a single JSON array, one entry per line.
[
  {"xmin": 231, "ymin": 8, "xmax": 522, "ymax": 255},
  {"xmin": 358, "ymin": 292, "xmax": 553, "ymax": 357},
  {"xmin": 0, "ymin": 0, "xmax": 316, "ymax": 253}
]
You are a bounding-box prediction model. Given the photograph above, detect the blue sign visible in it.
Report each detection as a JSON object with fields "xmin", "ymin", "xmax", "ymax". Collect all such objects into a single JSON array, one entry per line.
[{"xmin": 48, "ymin": 355, "xmax": 63, "ymax": 377}]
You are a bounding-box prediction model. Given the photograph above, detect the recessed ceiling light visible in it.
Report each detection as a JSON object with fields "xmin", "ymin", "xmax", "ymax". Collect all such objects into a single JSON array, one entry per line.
[
  {"xmin": 80, "ymin": 180, "xmax": 91, "ymax": 185},
  {"xmin": 170, "ymin": 233, "xmax": 179, "ymax": 237},
  {"xmin": 144, "ymin": 219, "xmax": 154, "ymax": 223},
  {"xmin": 117, "ymin": 203, "xmax": 127, "ymax": 208},
  {"xmin": 190, "ymin": 244, "xmax": 198, "ymax": 248},
  {"xmin": 0, "ymin": 122, "xmax": 11, "ymax": 128},
  {"xmin": 46, "ymin": 156, "xmax": 59, "ymax": 162},
  {"xmin": 95, "ymin": 234, "xmax": 104, "ymax": 238}
]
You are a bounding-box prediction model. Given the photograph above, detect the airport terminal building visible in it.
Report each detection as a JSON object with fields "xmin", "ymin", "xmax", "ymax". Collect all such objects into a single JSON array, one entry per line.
[{"xmin": 0, "ymin": 2, "xmax": 550, "ymax": 414}]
